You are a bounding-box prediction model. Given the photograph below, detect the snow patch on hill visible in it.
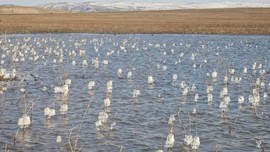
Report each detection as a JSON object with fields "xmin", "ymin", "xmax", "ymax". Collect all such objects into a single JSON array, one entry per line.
[{"xmin": 39, "ymin": 1, "xmax": 270, "ymax": 12}]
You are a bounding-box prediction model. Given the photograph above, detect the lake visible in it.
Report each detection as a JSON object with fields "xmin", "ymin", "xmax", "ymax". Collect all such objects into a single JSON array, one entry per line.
[{"xmin": 0, "ymin": 34, "xmax": 270, "ymax": 152}]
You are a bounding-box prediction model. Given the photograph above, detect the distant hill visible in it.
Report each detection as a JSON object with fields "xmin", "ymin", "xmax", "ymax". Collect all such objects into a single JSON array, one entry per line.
[
  {"xmin": 0, "ymin": 5, "xmax": 65, "ymax": 14},
  {"xmin": 40, "ymin": 2, "xmax": 184, "ymax": 12},
  {"xmin": 39, "ymin": 1, "xmax": 270, "ymax": 13}
]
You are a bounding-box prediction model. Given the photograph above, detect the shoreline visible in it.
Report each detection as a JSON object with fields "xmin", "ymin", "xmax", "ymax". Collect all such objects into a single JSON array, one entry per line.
[
  {"xmin": 0, "ymin": 8, "xmax": 269, "ymax": 35},
  {"xmin": 1, "ymin": 32, "xmax": 270, "ymax": 37}
]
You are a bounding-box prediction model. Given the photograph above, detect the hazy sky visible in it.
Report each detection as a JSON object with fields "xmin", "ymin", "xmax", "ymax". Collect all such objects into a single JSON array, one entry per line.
[{"xmin": 1, "ymin": 0, "xmax": 269, "ymax": 6}]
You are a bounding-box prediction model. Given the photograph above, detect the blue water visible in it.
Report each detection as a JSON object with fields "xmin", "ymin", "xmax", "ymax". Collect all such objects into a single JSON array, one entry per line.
[{"xmin": 0, "ymin": 34, "xmax": 270, "ymax": 152}]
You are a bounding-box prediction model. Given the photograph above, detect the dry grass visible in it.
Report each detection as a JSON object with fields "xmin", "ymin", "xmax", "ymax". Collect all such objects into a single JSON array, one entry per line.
[
  {"xmin": 0, "ymin": 5, "xmax": 65, "ymax": 14},
  {"xmin": 0, "ymin": 8, "xmax": 269, "ymax": 34}
]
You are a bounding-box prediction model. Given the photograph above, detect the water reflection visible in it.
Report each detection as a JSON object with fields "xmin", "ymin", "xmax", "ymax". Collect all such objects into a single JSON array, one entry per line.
[
  {"xmin": 15, "ymin": 128, "xmax": 32, "ymax": 143},
  {"xmin": 45, "ymin": 119, "xmax": 57, "ymax": 129}
]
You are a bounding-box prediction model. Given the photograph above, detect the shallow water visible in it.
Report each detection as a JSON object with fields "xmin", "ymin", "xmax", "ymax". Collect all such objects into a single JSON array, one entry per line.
[{"xmin": 0, "ymin": 34, "xmax": 270, "ymax": 152}]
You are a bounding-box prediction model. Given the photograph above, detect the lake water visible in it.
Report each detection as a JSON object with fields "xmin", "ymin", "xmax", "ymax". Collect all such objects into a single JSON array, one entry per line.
[{"xmin": 0, "ymin": 34, "xmax": 270, "ymax": 152}]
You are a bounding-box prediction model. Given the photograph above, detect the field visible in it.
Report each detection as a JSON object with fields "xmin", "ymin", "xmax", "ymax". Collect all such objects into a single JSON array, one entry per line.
[
  {"xmin": 0, "ymin": 5, "xmax": 65, "ymax": 14},
  {"xmin": 0, "ymin": 8, "xmax": 270, "ymax": 34}
]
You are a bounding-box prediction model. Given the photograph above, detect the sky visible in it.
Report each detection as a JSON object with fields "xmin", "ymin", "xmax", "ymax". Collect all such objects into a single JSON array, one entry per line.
[{"xmin": 0, "ymin": 0, "xmax": 269, "ymax": 6}]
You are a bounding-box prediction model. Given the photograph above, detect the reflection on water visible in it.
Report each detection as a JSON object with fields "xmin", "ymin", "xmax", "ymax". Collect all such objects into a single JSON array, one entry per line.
[
  {"xmin": 15, "ymin": 128, "xmax": 32, "ymax": 143},
  {"xmin": 45, "ymin": 119, "xmax": 57, "ymax": 129},
  {"xmin": 0, "ymin": 34, "xmax": 270, "ymax": 151}
]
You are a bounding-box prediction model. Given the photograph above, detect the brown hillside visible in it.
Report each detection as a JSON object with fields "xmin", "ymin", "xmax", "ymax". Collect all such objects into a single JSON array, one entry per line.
[
  {"xmin": 0, "ymin": 8, "xmax": 269, "ymax": 34},
  {"xmin": 0, "ymin": 5, "xmax": 65, "ymax": 14}
]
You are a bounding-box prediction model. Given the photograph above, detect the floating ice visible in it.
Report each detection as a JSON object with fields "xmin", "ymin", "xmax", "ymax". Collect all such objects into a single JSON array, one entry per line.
[
  {"xmin": 56, "ymin": 135, "xmax": 62, "ymax": 143},
  {"xmin": 165, "ymin": 133, "xmax": 174, "ymax": 148},
  {"xmin": 88, "ymin": 81, "xmax": 95, "ymax": 90},
  {"xmin": 191, "ymin": 136, "xmax": 200, "ymax": 150},
  {"xmin": 207, "ymin": 93, "xmax": 213, "ymax": 102},
  {"xmin": 184, "ymin": 134, "xmax": 193, "ymax": 146},
  {"xmin": 238, "ymin": 96, "xmax": 245, "ymax": 104},
  {"xmin": 127, "ymin": 71, "xmax": 132, "ymax": 79},
  {"xmin": 243, "ymin": 66, "xmax": 248, "ymax": 74},
  {"xmin": 104, "ymin": 97, "xmax": 110, "ymax": 107},
  {"xmin": 194, "ymin": 93, "xmax": 199, "ymax": 102},
  {"xmin": 168, "ymin": 114, "xmax": 175, "ymax": 126},
  {"xmin": 44, "ymin": 107, "xmax": 56, "ymax": 118},
  {"xmin": 54, "ymin": 84, "xmax": 69, "ymax": 95},
  {"xmin": 212, "ymin": 70, "xmax": 217, "ymax": 79},
  {"xmin": 106, "ymin": 80, "xmax": 113, "ymax": 93},
  {"xmin": 117, "ymin": 68, "xmax": 123, "ymax": 78},
  {"xmin": 96, "ymin": 111, "xmax": 109, "ymax": 130},
  {"xmin": 103, "ymin": 60, "xmax": 109, "ymax": 65},
  {"xmin": 82, "ymin": 60, "xmax": 88, "ymax": 66},
  {"xmin": 148, "ymin": 76, "xmax": 154, "ymax": 84},
  {"xmin": 65, "ymin": 79, "xmax": 72, "ymax": 86},
  {"xmin": 60, "ymin": 104, "xmax": 68, "ymax": 114},
  {"xmin": 20, "ymin": 88, "xmax": 26, "ymax": 92},
  {"xmin": 133, "ymin": 89, "xmax": 140, "ymax": 98},
  {"xmin": 18, "ymin": 114, "xmax": 31, "ymax": 129},
  {"xmin": 172, "ymin": 74, "xmax": 177, "ymax": 82}
]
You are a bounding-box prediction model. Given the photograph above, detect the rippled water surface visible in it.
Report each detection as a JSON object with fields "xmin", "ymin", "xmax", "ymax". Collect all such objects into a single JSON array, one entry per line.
[{"xmin": 0, "ymin": 34, "xmax": 270, "ymax": 152}]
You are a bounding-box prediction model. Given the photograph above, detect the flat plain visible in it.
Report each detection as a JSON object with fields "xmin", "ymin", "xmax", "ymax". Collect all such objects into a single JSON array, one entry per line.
[{"xmin": 0, "ymin": 7, "xmax": 270, "ymax": 34}]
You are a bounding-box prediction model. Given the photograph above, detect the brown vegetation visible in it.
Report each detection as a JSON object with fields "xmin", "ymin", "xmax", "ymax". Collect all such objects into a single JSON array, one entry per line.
[
  {"xmin": 0, "ymin": 5, "xmax": 65, "ymax": 14},
  {"xmin": 0, "ymin": 8, "xmax": 269, "ymax": 35}
]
